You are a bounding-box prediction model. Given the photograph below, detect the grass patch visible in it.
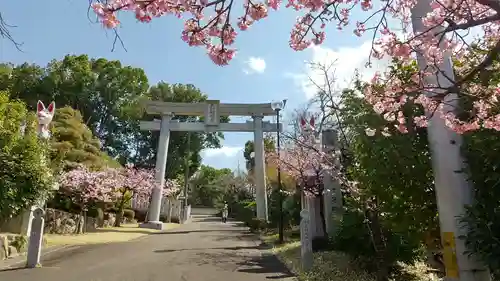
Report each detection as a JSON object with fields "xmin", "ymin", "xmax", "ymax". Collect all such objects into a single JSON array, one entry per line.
[
  {"xmin": 270, "ymin": 239, "xmax": 375, "ymax": 281},
  {"xmin": 263, "ymin": 233, "xmax": 441, "ymax": 281},
  {"xmin": 45, "ymin": 223, "xmax": 179, "ymax": 246}
]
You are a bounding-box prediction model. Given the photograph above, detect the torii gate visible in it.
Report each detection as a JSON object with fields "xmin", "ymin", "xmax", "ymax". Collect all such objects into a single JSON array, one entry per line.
[{"xmin": 139, "ymin": 100, "xmax": 282, "ymax": 230}]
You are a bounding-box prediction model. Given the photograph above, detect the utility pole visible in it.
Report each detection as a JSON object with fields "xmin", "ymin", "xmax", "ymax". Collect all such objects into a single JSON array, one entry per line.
[{"xmin": 411, "ymin": 1, "xmax": 490, "ymax": 280}]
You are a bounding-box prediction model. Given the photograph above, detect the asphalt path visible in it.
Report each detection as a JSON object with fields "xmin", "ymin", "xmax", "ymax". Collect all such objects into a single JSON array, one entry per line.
[{"xmin": 0, "ymin": 217, "xmax": 296, "ymax": 281}]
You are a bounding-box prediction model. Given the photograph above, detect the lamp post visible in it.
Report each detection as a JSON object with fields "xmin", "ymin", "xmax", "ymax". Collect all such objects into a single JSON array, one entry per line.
[
  {"xmin": 249, "ymin": 151, "xmax": 256, "ymax": 197},
  {"xmin": 271, "ymin": 99, "xmax": 286, "ymax": 244}
]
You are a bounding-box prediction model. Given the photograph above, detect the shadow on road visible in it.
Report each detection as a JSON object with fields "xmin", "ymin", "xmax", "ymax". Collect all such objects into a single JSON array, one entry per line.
[
  {"xmin": 191, "ymin": 216, "xmax": 222, "ymax": 222},
  {"xmin": 94, "ymin": 227, "xmax": 243, "ymax": 235},
  {"xmin": 154, "ymin": 229, "xmax": 245, "ymax": 235},
  {"xmin": 153, "ymin": 243, "xmax": 269, "ymax": 253},
  {"xmin": 237, "ymin": 254, "xmax": 295, "ymax": 279},
  {"xmin": 211, "ymin": 233, "xmax": 257, "ymax": 242},
  {"xmin": 94, "ymin": 228, "xmax": 155, "ymax": 235}
]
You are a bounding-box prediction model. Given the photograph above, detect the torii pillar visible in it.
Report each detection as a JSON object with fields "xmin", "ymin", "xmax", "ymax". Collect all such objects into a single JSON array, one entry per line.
[{"xmin": 253, "ymin": 115, "xmax": 268, "ymax": 221}]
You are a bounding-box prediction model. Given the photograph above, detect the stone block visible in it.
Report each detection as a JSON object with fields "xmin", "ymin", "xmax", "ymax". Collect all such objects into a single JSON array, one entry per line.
[
  {"xmin": 8, "ymin": 245, "xmax": 17, "ymax": 257},
  {"xmin": 0, "ymin": 235, "xmax": 8, "ymax": 260}
]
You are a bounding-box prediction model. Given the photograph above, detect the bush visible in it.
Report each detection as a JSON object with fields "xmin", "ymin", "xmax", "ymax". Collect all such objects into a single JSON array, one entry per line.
[
  {"xmin": 247, "ymin": 218, "xmax": 268, "ymax": 232},
  {"xmin": 123, "ymin": 209, "xmax": 135, "ymax": 220},
  {"xmin": 267, "ymin": 190, "xmax": 301, "ymax": 229},
  {"xmin": 0, "ymin": 94, "xmax": 55, "ymax": 222},
  {"xmin": 134, "ymin": 211, "xmax": 147, "ymax": 222},
  {"xmin": 312, "ymin": 236, "xmax": 334, "ymax": 252},
  {"xmin": 231, "ymin": 200, "xmax": 256, "ymax": 223},
  {"xmin": 462, "ymin": 129, "xmax": 500, "ymax": 279},
  {"xmin": 272, "ymin": 240, "xmax": 439, "ymax": 281},
  {"xmin": 333, "ymin": 210, "xmax": 423, "ymax": 274}
]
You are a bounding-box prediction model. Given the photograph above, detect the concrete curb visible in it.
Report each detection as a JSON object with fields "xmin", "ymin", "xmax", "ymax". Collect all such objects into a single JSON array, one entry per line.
[{"xmin": 0, "ymin": 244, "xmax": 75, "ymax": 270}]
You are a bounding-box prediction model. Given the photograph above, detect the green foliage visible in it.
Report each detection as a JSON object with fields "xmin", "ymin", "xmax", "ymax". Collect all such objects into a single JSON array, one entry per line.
[
  {"xmin": 461, "ymin": 128, "xmax": 500, "ymax": 279},
  {"xmin": 267, "ymin": 189, "xmax": 301, "ymax": 229},
  {"xmin": 231, "ymin": 200, "xmax": 256, "ymax": 223},
  {"xmin": 247, "ymin": 218, "xmax": 268, "ymax": 232},
  {"xmin": 0, "ymin": 93, "xmax": 55, "ymax": 222},
  {"xmin": 230, "ymin": 200, "xmax": 268, "ymax": 232},
  {"xmin": 2, "ymin": 56, "xmax": 150, "ymax": 161},
  {"xmin": 189, "ymin": 165, "xmax": 234, "ymax": 207},
  {"xmin": 340, "ymin": 82, "xmax": 438, "ymax": 247},
  {"xmin": 333, "ymin": 210, "xmax": 424, "ymax": 274},
  {"xmin": 0, "ymin": 55, "xmax": 224, "ymax": 181},
  {"xmin": 50, "ymin": 106, "xmax": 120, "ymax": 172},
  {"xmin": 243, "ymin": 137, "xmax": 276, "ymax": 170}
]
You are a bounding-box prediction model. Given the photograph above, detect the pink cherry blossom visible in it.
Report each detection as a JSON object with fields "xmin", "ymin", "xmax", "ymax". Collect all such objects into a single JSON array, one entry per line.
[
  {"xmin": 60, "ymin": 166, "xmax": 118, "ymax": 210},
  {"xmin": 267, "ymin": 128, "xmax": 334, "ymax": 197},
  {"xmin": 60, "ymin": 164, "xmax": 181, "ymax": 210},
  {"xmin": 90, "ymin": 0, "xmax": 500, "ymax": 132}
]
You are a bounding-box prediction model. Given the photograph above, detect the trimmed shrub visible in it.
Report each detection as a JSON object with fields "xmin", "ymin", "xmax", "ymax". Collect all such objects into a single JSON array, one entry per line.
[
  {"xmin": 247, "ymin": 218, "xmax": 268, "ymax": 232},
  {"xmin": 123, "ymin": 209, "xmax": 135, "ymax": 220}
]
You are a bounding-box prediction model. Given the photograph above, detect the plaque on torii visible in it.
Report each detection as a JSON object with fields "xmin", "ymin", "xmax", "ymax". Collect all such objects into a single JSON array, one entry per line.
[{"xmin": 204, "ymin": 100, "xmax": 220, "ymax": 132}]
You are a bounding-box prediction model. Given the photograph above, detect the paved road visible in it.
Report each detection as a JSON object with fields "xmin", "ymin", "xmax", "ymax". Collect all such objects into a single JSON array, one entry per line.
[{"xmin": 0, "ymin": 217, "xmax": 295, "ymax": 281}]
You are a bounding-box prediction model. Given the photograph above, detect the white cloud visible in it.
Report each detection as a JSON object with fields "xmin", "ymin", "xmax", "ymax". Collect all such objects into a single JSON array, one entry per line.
[
  {"xmin": 201, "ymin": 146, "xmax": 243, "ymax": 158},
  {"xmin": 243, "ymin": 57, "xmax": 266, "ymax": 74},
  {"xmin": 286, "ymin": 42, "xmax": 391, "ymax": 99}
]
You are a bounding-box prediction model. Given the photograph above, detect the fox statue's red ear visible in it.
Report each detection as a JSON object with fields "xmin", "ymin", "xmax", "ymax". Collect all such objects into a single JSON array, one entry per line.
[
  {"xmin": 47, "ymin": 102, "xmax": 55, "ymax": 113},
  {"xmin": 300, "ymin": 117, "xmax": 306, "ymax": 127},
  {"xmin": 37, "ymin": 100, "xmax": 45, "ymax": 112},
  {"xmin": 309, "ymin": 116, "xmax": 315, "ymax": 127}
]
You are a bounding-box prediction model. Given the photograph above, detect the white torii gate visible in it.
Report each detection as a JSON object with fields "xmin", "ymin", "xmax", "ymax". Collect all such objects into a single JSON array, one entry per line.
[{"xmin": 139, "ymin": 100, "xmax": 282, "ymax": 230}]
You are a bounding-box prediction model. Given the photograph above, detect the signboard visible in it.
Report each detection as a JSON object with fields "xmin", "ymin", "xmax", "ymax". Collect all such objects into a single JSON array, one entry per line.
[{"xmin": 204, "ymin": 100, "xmax": 220, "ymax": 127}]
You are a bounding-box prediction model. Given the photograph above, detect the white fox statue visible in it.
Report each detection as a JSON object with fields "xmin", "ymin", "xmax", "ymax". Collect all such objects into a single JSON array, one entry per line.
[{"xmin": 36, "ymin": 100, "xmax": 55, "ymax": 139}]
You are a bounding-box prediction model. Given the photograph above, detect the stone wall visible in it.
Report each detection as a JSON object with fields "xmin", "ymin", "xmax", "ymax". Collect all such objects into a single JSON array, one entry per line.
[
  {"xmin": 44, "ymin": 208, "xmax": 115, "ymax": 234},
  {"xmin": 0, "ymin": 233, "xmax": 45, "ymax": 260},
  {"xmin": 0, "ymin": 214, "xmax": 25, "ymax": 234}
]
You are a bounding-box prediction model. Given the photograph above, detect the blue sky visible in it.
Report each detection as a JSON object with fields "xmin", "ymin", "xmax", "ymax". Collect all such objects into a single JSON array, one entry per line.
[{"xmin": 0, "ymin": 0, "xmax": 381, "ymax": 171}]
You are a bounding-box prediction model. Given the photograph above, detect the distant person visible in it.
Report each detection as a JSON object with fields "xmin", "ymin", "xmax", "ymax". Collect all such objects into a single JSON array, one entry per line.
[{"xmin": 222, "ymin": 202, "xmax": 229, "ymax": 223}]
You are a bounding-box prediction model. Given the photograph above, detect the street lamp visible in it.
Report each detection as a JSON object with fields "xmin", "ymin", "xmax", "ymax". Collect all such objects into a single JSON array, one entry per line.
[
  {"xmin": 249, "ymin": 151, "xmax": 256, "ymax": 196},
  {"xmin": 271, "ymin": 99, "xmax": 286, "ymax": 244}
]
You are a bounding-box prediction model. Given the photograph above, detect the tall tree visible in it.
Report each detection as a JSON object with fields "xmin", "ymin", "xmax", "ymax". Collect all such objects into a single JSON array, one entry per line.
[
  {"xmin": 0, "ymin": 56, "xmax": 226, "ymax": 182},
  {"xmin": 243, "ymin": 138, "xmax": 276, "ymax": 169},
  {"xmin": 189, "ymin": 165, "xmax": 233, "ymax": 207},
  {"xmin": 50, "ymin": 106, "xmax": 121, "ymax": 173},
  {"xmin": 2, "ymin": 55, "xmax": 149, "ymax": 161}
]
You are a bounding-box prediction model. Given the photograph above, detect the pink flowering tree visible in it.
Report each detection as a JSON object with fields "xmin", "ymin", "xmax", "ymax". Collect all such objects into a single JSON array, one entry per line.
[
  {"xmin": 90, "ymin": 0, "xmax": 500, "ymax": 133},
  {"xmin": 60, "ymin": 166, "xmax": 119, "ymax": 232},
  {"xmin": 60, "ymin": 166, "xmax": 115, "ymax": 211},
  {"xmin": 112, "ymin": 164, "xmax": 156, "ymax": 226},
  {"xmin": 267, "ymin": 124, "xmax": 334, "ymax": 237}
]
